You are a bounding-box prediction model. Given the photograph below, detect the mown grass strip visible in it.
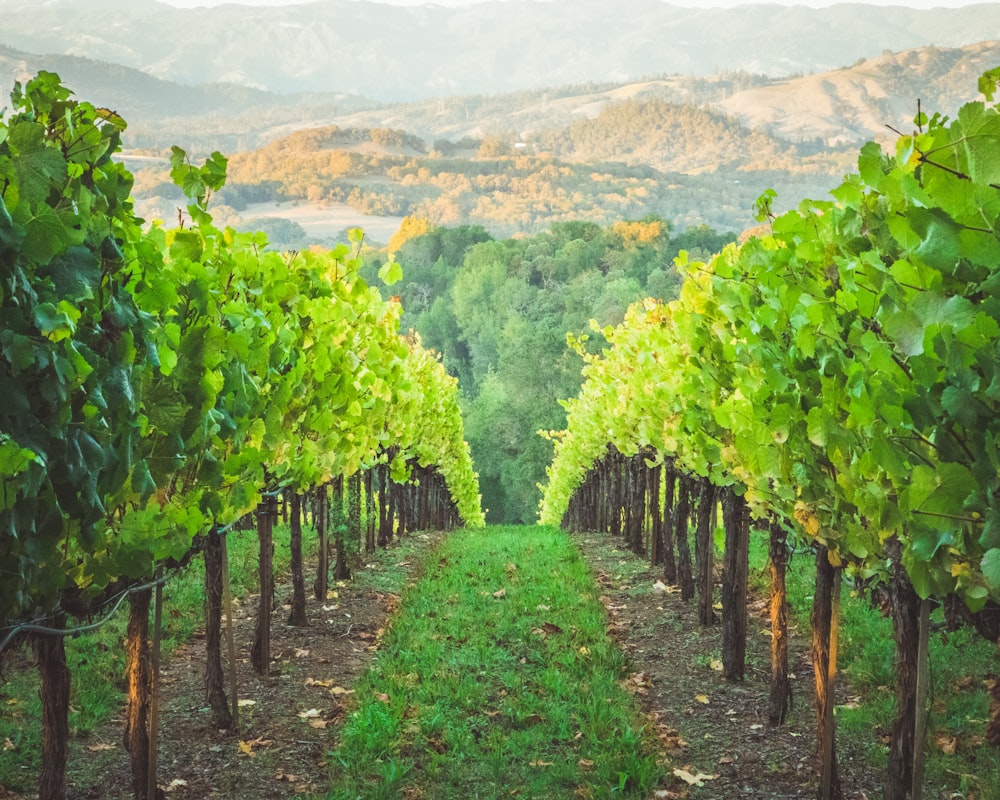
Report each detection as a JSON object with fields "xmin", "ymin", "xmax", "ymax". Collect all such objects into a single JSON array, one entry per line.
[{"xmin": 324, "ymin": 525, "xmax": 664, "ymax": 800}]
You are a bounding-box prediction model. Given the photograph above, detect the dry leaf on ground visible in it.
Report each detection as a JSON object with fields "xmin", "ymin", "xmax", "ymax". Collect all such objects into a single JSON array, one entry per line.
[{"xmin": 673, "ymin": 767, "xmax": 718, "ymax": 786}]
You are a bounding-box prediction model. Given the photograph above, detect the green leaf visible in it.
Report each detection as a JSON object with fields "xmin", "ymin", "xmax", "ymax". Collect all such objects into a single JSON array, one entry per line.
[
  {"xmin": 33, "ymin": 301, "xmax": 76, "ymax": 341},
  {"xmin": 982, "ymin": 548, "xmax": 1000, "ymax": 589},
  {"xmin": 379, "ymin": 260, "xmax": 403, "ymax": 286}
]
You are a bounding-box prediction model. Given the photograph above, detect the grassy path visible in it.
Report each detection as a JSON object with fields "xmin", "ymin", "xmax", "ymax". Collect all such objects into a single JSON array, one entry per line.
[{"xmin": 324, "ymin": 525, "xmax": 664, "ymax": 800}]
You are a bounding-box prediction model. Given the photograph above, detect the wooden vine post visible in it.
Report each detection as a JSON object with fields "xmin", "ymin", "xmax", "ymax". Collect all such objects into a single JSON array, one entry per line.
[
  {"xmin": 661, "ymin": 464, "xmax": 677, "ymax": 584},
  {"xmin": 910, "ymin": 598, "xmax": 931, "ymax": 800},
  {"xmin": 720, "ymin": 489, "xmax": 748, "ymax": 681},
  {"xmin": 821, "ymin": 567, "xmax": 841, "ymax": 800},
  {"xmin": 220, "ymin": 532, "xmax": 240, "ymax": 733},
  {"xmin": 35, "ymin": 614, "xmax": 70, "ymax": 800},
  {"xmin": 767, "ymin": 517, "xmax": 791, "ymax": 725},
  {"xmin": 125, "ymin": 588, "xmax": 153, "ymax": 799},
  {"xmin": 287, "ymin": 493, "xmax": 308, "ymax": 626},
  {"xmin": 886, "ymin": 535, "xmax": 923, "ymax": 800},
  {"xmin": 674, "ymin": 475, "xmax": 695, "ymax": 601},
  {"xmin": 314, "ymin": 485, "xmax": 329, "ymax": 601},
  {"xmin": 696, "ymin": 479, "xmax": 717, "ymax": 627},
  {"xmin": 204, "ymin": 531, "xmax": 233, "ymax": 729},
  {"xmin": 147, "ymin": 569, "xmax": 163, "ymax": 800},
  {"xmin": 251, "ymin": 494, "xmax": 276, "ymax": 675},
  {"xmin": 813, "ymin": 547, "xmax": 842, "ymax": 800}
]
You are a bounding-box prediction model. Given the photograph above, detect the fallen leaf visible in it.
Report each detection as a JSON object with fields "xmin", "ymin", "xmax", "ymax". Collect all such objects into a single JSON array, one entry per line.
[
  {"xmin": 309, "ymin": 719, "xmax": 329, "ymax": 729},
  {"xmin": 709, "ymin": 659, "xmax": 723, "ymax": 672},
  {"xmin": 718, "ymin": 756, "xmax": 734, "ymax": 764},
  {"xmin": 694, "ymin": 694, "xmax": 710, "ymax": 704},
  {"xmin": 164, "ymin": 779, "xmax": 188, "ymax": 793},
  {"xmin": 275, "ymin": 773, "xmax": 301, "ymax": 782},
  {"xmin": 529, "ymin": 760, "xmax": 554, "ymax": 767},
  {"xmin": 305, "ymin": 678, "xmax": 333, "ymax": 688},
  {"xmin": 542, "ymin": 622, "xmax": 563, "ymax": 635},
  {"xmin": 86, "ymin": 743, "xmax": 116, "ymax": 752},
  {"xmin": 493, "ymin": 588, "xmax": 506, "ymax": 599},
  {"xmin": 326, "ymin": 590, "xmax": 339, "ymax": 600},
  {"xmin": 934, "ymin": 732, "xmax": 958, "ymax": 755},
  {"xmin": 579, "ymin": 647, "xmax": 591, "ymax": 656},
  {"xmin": 376, "ymin": 693, "xmax": 391, "ymax": 704},
  {"xmin": 578, "ymin": 758, "xmax": 594, "ymax": 770},
  {"xmin": 237, "ymin": 699, "xmax": 256, "ymax": 707},
  {"xmin": 238, "ymin": 736, "xmax": 274, "ymax": 756},
  {"xmin": 297, "ymin": 708, "xmax": 322, "ymax": 718},
  {"xmin": 3, "ymin": 738, "xmax": 14, "ymax": 751},
  {"xmin": 6, "ymin": 699, "xmax": 16, "ymax": 706},
  {"xmin": 329, "ymin": 686, "xmax": 355, "ymax": 697},
  {"xmin": 672, "ymin": 767, "xmax": 718, "ymax": 786},
  {"xmin": 295, "ymin": 648, "xmax": 310, "ymax": 658},
  {"xmin": 537, "ymin": 604, "xmax": 551, "ymax": 611}
]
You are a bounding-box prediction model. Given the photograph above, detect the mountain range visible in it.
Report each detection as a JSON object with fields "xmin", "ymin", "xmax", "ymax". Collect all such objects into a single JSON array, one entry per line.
[{"xmin": 2, "ymin": 0, "xmax": 1000, "ymax": 101}]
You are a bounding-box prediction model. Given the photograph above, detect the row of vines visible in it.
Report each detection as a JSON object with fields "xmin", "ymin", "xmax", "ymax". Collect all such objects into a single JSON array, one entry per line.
[
  {"xmin": 540, "ymin": 73, "xmax": 1000, "ymax": 799},
  {"xmin": 0, "ymin": 73, "xmax": 483, "ymax": 800}
]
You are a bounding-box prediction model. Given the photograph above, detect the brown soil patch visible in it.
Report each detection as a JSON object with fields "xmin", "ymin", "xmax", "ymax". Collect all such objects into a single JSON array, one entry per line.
[
  {"xmin": 570, "ymin": 530, "xmax": 880, "ymax": 799},
  {"xmin": 41, "ymin": 533, "xmax": 443, "ymax": 800}
]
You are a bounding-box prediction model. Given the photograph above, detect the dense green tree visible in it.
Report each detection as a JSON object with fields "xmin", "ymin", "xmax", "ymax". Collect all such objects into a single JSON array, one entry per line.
[{"xmin": 371, "ymin": 218, "xmax": 735, "ymax": 522}]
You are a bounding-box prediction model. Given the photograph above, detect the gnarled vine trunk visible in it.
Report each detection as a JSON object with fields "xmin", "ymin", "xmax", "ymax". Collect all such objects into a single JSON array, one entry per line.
[
  {"xmin": 696, "ymin": 479, "xmax": 717, "ymax": 627},
  {"xmin": 812, "ymin": 547, "xmax": 842, "ymax": 800},
  {"xmin": 288, "ymin": 492, "xmax": 308, "ymax": 626},
  {"xmin": 251, "ymin": 496, "xmax": 275, "ymax": 675},
  {"xmin": 674, "ymin": 475, "xmax": 694, "ymax": 601},
  {"xmin": 885, "ymin": 536, "xmax": 921, "ymax": 800},
  {"xmin": 35, "ymin": 614, "xmax": 70, "ymax": 800},
  {"xmin": 768, "ymin": 517, "xmax": 792, "ymax": 725},
  {"xmin": 204, "ymin": 533, "xmax": 232, "ymax": 729},
  {"xmin": 721, "ymin": 488, "xmax": 748, "ymax": 681}
]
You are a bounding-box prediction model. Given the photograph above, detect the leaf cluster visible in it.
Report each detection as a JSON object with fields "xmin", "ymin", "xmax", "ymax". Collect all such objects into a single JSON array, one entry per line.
[{"xmin": 542, "ymin": 70, "xmax": 1000, "ymax": 609}]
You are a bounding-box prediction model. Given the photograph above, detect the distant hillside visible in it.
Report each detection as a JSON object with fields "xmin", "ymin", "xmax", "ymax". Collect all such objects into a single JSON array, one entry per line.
[
  {"xmin": 1, "ymin": 0, "xmax": 999, "ymax": 100},
  {"xmin": 535, "ymin": 99, "xmax": 851, "ymax": 174},
  {"xmin": 278, "ymin": 42, "xmax": 999, "ymax": 150},
  {"xmin": 208, "ymin": 105, "xmax": 846, "ymax": 237},
  {"xmin": 0, "ymin": 44, "xmax": 372, "ymax": 153},
  {"xmin": 719, "ymin": 41, "xmax": 1000, "ymax": 144},
  {"xmin": 2, "ymin": 38, "xmax": 994, "ymax": 157}
]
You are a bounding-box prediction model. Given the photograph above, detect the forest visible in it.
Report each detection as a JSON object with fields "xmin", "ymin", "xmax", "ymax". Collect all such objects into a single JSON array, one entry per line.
[{"xmin": 360, "ymin": 217, "xmax": 734, "ymax": 523}]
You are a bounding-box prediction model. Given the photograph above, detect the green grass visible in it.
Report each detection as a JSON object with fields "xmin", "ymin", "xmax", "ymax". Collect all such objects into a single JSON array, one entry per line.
[
  {"xmin": 0, "ymin": 520, "xmax": 314, "ymax": 791},
  {"xmin": 323, "ymin": 525, "xmax": 665, "ymax": 800},
  {"xmin": 749, "ymin": 537, "xmax": 1000, "ymax": 800}
]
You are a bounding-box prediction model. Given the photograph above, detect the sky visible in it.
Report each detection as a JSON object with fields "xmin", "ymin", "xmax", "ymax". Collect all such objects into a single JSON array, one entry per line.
[{"xmin": 158, "ymin": 0, "xmax": 990, "ymax": 8}]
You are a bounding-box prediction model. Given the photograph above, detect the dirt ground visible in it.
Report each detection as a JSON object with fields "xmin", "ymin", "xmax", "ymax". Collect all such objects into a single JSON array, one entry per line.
[
  {"xmin": 7, "ymin": 534, "xmax": 441, "ymax": 800},
  {"xmin": 6, "ymin": 528, "xmax": 881, "ymax": 799},
  {"xmin": 570, "ymin": 530, "xmax": 880, "ymax": 799}
]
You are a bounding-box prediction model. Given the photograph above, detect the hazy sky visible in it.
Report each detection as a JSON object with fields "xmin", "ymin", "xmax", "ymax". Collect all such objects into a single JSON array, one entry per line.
[{"xmin": 159, "ymin": 0, "xmax": 991, "ymax": 8}]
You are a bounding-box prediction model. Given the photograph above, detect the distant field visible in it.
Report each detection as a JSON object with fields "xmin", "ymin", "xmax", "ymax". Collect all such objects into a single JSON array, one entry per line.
[{"xmin": 241, "ymin": 200, "xmax": 405, "ymax": 244}]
